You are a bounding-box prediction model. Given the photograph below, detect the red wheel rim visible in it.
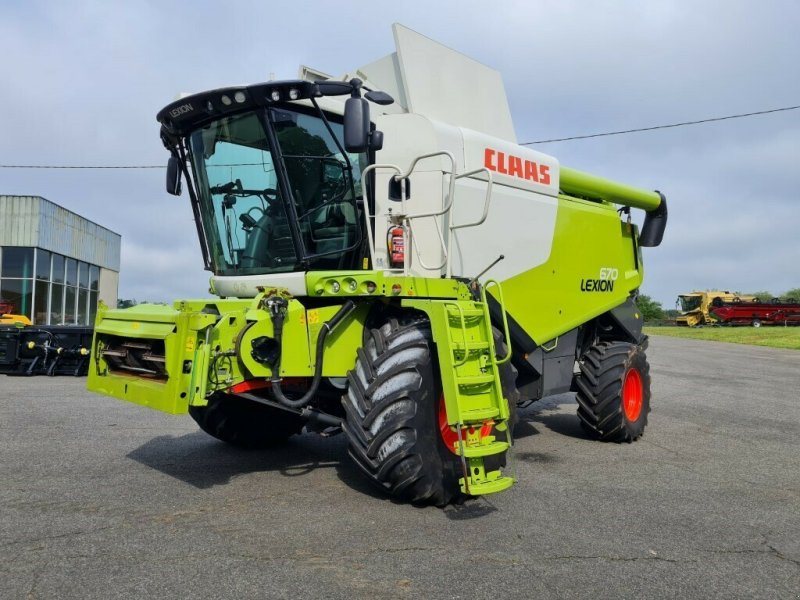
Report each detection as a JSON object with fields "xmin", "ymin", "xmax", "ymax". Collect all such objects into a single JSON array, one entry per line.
[
  {"xmin": 439, "ymin": 396, "xmax": 459, "ymax": 454},
  {"xmin": 622, "ymin": 368, "xmax": 643, "ymax": 422},
  {"xmin": 438, "ymin": 395, "xmax": 493, "ymax": 454}
]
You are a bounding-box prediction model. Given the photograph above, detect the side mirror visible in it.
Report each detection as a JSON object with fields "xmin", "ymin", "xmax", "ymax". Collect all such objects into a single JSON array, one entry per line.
[
  {"xmin": 166, "ymin": 156, "xmax": 182, "ymax": 196},
  {"xmin": 344, "ymin": 97, "xmax": 370, "ymax": 153}
]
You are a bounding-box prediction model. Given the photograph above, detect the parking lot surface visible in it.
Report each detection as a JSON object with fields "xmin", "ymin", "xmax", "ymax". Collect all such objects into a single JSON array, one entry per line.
[{"xmin": 1, "ymin": 336, "xmax": 799, "ymax": 599}]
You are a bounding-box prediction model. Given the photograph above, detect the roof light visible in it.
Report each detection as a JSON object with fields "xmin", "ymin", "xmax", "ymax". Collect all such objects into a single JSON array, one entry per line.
[
  {"xmin": 270, "ymin": 89, "xmax": 281, "ymax": 102},
  {"xmin": 220, "ymin": 95, "xmax": 232, "ymax": 106},
  {"xmin": 206, "ymin": 100, "xmax": 214, "ymax": 111},
  {"xmin": 234, "ymin": 91, "xmax": 246, "ymax": 103},
  {"xmin": 288, "ymin": 88, "xmax": 300, "ymax": 100},
  {"xmin": 329, "ymin": 281, "xmax": 340, "ymax": 293}
]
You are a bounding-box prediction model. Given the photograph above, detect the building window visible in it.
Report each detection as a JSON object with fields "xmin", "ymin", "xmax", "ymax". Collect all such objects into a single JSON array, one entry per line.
[
  {"xmin": 0, "ymin": 246, "xmax": 102, "ymax": 325},
  {"xmin": 1, "ymin": 247, "xmax": 34, "ymax": 278}
]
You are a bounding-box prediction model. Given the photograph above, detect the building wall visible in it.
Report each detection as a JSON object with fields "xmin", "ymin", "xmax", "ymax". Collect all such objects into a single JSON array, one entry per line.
[
  {"xmin": 0, "ymin": 196, "xmax": 121, "ymax": 325},
  {"xmin": 0, "ymin": 196, "xmax": 121, "ymax": 270},
  {"xmin": 98, "ymin": 268, "xmax": 119, "ymax": 309}
]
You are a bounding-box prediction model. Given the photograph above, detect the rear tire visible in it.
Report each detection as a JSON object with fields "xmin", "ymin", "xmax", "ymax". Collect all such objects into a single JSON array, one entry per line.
[
  {"xmin": 574, "ymin": 341, "xmax": 650, "ymax": 442},
  {"xmin": 188, "ymin": 392, "xmax": 304, "ymax": 449},
  {"xmin": 752, "ymin": 318, "xmax": 762, "ymax": 328},
  {"xmin": 341, "ymin": 319, "xmax": 462, "ymax": 506}
]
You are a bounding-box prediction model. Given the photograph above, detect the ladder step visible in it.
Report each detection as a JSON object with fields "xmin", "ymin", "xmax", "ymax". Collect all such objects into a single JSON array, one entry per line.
[
  {"xmin": 457, "ymin": 440, "xmax": 509, "ymax": 458},
  {"xmin": 446, "ymin": 306, "xmax": 484, "ymax": 316},
  {"xmin": 460, "ymin": 475, "xmax": 515, "ymax": 496},
  {"xmin": 457, "ymin": 374, "xmax": 495, "ymax": 387},
  {"xmin": 451, "ymin": 341, "xmax": 490, "ymax": 353},
  {"xmin": 459, "ymin": 407, "xmax": 500, "ymax": 421}
]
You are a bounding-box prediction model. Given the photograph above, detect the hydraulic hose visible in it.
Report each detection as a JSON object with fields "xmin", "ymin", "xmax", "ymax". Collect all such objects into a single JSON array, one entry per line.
[{"xmin": 267, "ymin": 297, "xmax": 356, "ymax": 409}]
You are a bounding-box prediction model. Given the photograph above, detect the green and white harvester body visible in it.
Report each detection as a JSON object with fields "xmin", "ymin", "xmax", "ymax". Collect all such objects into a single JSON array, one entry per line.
[{"xmin": 88, "ymin": 25, "xmax": 667, "ymax": 505}]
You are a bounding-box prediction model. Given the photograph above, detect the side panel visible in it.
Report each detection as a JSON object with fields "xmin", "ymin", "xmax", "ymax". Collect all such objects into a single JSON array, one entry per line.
[
  {"xmin": 499, "ymin": 197, "xmax": 642, "ymax": 345},
  {"xmin": 449, "ymin": 179, "xmax": 558, "ymax": 281}
]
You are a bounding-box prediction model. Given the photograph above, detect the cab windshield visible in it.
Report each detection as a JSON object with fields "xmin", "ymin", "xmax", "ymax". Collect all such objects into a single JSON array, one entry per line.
[
  {"xmin": 188, "ymin": 106, "xmax": 366, "ymax": 275},
  {"xmin": 678, "ymin": 295, "xmax": 702, "ymax": 312}
]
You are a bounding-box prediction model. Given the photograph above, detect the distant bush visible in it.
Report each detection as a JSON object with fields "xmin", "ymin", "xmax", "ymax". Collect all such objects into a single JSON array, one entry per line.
[{"xmin": 636, "ymin": 294, "xmax": 665, "ymax": 321}]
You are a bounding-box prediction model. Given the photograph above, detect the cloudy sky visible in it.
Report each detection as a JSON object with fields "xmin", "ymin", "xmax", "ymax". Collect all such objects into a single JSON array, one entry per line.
[{"xmin": 1, "ymin": 0, "xmax": 798, "ymax": 307}]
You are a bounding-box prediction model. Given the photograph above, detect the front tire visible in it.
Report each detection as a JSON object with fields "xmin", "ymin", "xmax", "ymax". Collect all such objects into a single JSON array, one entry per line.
[
  {"xmin": 575, "ymin": 341, "xmax": 651, "ymax": 442},
  {"xmin": 188, "ymin": 392, "xmax": 304, "ymax": 449},
  {"xmin": 341, "ymin": 319, "xmax": 462, "ymax": 506}
]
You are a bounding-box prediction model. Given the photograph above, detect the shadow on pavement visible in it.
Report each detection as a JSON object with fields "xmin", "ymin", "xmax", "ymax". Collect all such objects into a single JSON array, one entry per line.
[
  {"xmin": 517, "ymin": 393, "xmax": 592, "ymax": 441},
  {"xmin": 126, "ymin": 430, "xmax": 384, "ymax": 499}
]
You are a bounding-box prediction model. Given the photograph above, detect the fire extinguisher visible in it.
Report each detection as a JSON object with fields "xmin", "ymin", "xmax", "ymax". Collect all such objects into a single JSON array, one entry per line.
[{"xmin": 387, "ymin": 225, "xmax": 407, "ymax": 269}]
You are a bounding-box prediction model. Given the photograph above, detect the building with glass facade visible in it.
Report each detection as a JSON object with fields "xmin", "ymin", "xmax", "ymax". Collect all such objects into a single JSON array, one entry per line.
[{"xmin": 0, "ymin": 196, "xmax": 120, "ymax": 325}]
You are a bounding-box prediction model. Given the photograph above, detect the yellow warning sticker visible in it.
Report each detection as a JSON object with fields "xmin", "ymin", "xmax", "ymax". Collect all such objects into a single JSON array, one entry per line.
[
  {"xmin": 307, "ymin": 310, "xmax": 320, "ymax": 325},
  {"xmin": 185, "ymin": 338, "xmax": 195, "ymax": 352},
  {"xmin": 363, "ymin": 257, "xmax": 369, "ymax": 269},
  {"xmin": 131, "ymin": 322, "xmax": 140, "ymax": 330}
]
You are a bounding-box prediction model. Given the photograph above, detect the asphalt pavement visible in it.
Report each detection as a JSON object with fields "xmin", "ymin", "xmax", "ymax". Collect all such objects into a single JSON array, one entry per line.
[{"xmin": 1, "ymin": 336, "xmax": 798, "ymax": 599}]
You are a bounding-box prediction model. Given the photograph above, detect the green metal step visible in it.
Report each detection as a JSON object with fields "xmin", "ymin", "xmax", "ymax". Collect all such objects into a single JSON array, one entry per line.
[
  {"xmin": 460, "ymin": 474, "xmax": 515, "ymax": 496},
  {"xmin": 460, "ymin": 407, "xmax": 500, "ymax": 421},
  {"xmin": 457, "ymin": 440, "xmax": 509, "ymax": 458},
  {"xmin": 451, "ymin": 341, "xmax": 491, "ymax": 352},
  {"xmin": 456, "ymin": 374, "xmax": 495, "ymax": 388}
]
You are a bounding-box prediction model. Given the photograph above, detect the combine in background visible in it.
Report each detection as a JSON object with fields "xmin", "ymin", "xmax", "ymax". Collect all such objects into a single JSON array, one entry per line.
[{"xmin": 675, "ymin": 291, "xmax": 755, "ymax": 326}]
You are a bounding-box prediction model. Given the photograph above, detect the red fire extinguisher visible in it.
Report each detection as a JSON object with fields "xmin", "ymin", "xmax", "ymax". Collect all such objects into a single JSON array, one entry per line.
[{"xmin": 387, "ymin": 225, "xmax": 407, "ymax": 269}]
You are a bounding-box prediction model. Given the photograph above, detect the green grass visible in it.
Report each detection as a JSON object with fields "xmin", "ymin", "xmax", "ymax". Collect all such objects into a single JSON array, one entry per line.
[{"xmin": 643, "ymin": 325, "xmax": 800, "ymax": 350}]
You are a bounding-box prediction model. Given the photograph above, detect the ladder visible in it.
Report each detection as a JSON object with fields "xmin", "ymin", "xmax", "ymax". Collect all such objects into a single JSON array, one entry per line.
[{"xmin": 406, "ymin": 280, "xmax": 514, "ymax": 496}]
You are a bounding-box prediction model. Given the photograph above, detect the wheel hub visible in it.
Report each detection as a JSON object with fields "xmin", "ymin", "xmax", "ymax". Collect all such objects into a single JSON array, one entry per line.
[{"xmin": 622, "ymin": 368, "xmax": 643, "ymax": 422}]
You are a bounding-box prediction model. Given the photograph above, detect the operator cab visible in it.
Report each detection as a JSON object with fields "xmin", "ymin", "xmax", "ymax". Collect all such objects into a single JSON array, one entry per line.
[{"xmin": 158, "ymin": 79, "xmax": 390, "ymax": 285}]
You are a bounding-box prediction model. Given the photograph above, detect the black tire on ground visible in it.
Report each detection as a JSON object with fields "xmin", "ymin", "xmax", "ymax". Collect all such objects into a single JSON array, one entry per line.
[
  {"xmin": 752, "ymin": 318, "xmax": 762, "ymax": 328},
  {"xmin": 188, "ymin": 392, "xmax": 305, "ymax": 449},
  {"xmin": 342, "ymin": 319, "xmax": 462, "ymax": 506},
  {"xmin": 574, "ymin": 341, "xmax": 651, "ymax": 442}
]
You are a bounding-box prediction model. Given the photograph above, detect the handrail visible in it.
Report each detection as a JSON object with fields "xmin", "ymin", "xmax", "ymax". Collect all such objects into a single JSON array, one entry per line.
[
  {"xmin": 359, "ymin": 153, "xmax": 496, "ymax": 276},
  {"xmin": 407, "ymin": 219, "xmax": 449, "ymax": 271},
  {"xmin": 481, "ymin": 280, "xmax": 512, "ymax": 365},
  {"xmin": 446, "ymin": 168, "xmax": 494, "ymax": 277},
  {"xmin": 360, "ymin": 162, "xmax": 402, "ymax": 269},
  {"xmin": 443, "ymin": 302, "xmax": 470, "ymax": 368}
]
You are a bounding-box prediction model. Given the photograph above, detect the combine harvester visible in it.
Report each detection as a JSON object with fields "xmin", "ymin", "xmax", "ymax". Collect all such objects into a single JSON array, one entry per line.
[
  {"xmin": 710, "ymin": 297, "xmax": 800, "ymax": 327},
  {"xmin": 87, "ymin": 25, "xmax": 667, "ymax": 505},
  {"xmin": 675, "ymin": 290, "xmax": 755, "ymax": 326}
]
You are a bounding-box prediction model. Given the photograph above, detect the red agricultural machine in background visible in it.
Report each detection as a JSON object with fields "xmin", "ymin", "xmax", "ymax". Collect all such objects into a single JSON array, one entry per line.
[{"xmin": 710, "ymin": 297, "xmax": 800, "ymax": 327}]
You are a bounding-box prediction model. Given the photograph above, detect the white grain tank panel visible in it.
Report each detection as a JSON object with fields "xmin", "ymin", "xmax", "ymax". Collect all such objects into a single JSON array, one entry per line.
[
  {"xmin": 460, "ymin": 129, "xmax": 560, "ymax": 197},
  {"xmin": 37, "ymin": 198, "xmax": 121, "ymax": 270},
  {"xmin": 393, "ymin": 24, "xmax": 517, "ymax": 142},
  {"xmin": 0, "ymin": 196, "xmax": 41, "ymax": 246},
  {"xmin": 449, "ymin": 180, "xmax": 558, "ymax": 281},
  {"xmin": 371, "ymin": 114, "xmax": 464, "ymax": 276}
]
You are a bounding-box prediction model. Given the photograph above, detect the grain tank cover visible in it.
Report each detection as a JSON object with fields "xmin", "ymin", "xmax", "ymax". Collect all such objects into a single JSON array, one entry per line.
[{"xmin": 304, "ymin": 24, "xmax": 517, "ymax": 142}]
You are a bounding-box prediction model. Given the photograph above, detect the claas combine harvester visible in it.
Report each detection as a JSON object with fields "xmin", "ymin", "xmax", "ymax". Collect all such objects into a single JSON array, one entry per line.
[{"xmin": 87, "ymin": 26, "xmax": 667, "ymax": 505}]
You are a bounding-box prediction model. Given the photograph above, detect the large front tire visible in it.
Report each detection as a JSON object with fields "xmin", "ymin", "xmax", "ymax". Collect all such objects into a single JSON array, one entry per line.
[
  {"xmin": 574, "ymin": 341, "xmax": 651, "ymax": 442},
  {"xmin": 341, "ymin": 319, "xmax": 462, "ymax": 506},
  {"xmin": 188, "ymin": 392, "xmax": 304, "ymax": 449}
]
